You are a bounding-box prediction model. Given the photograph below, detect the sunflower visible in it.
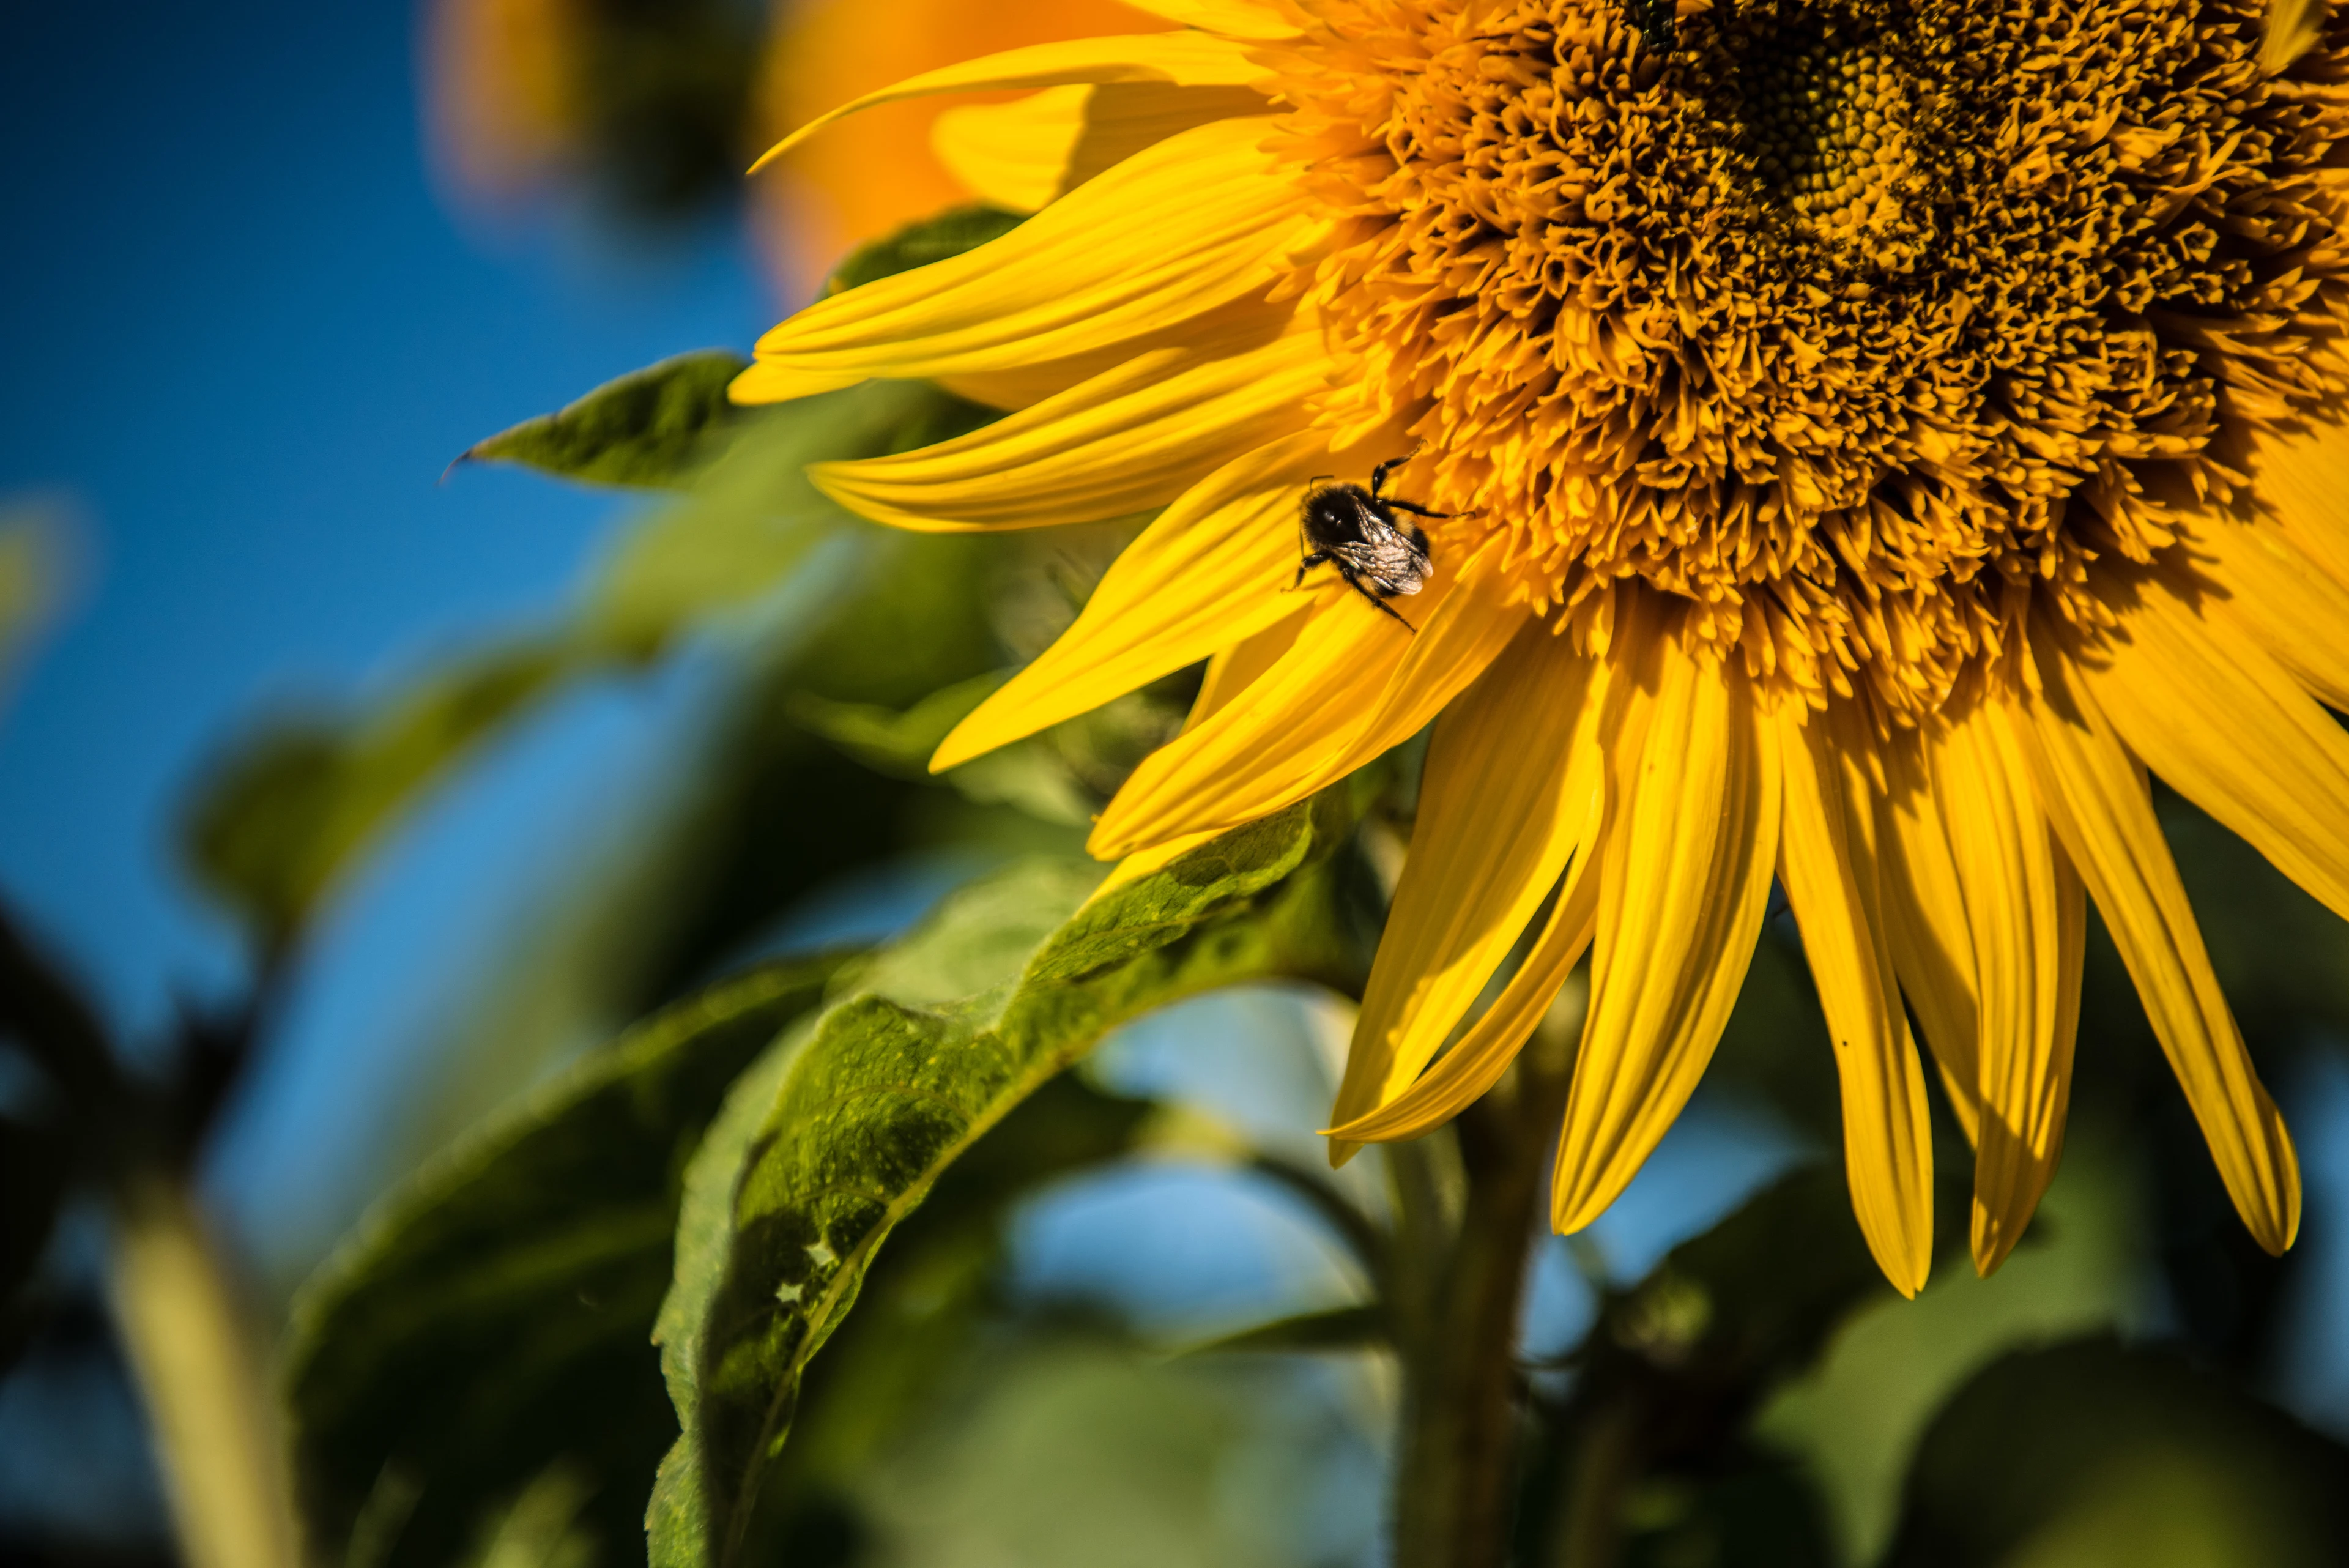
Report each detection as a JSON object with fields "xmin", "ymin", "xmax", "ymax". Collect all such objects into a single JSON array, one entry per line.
[{"xmin": 734, "ymin": 0, "xmax": 2349, "ymax": 1294}]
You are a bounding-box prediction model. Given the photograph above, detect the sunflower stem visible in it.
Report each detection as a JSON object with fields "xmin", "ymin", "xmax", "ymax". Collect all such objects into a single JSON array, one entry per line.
[
  {"xmin": 1390, "ymin": 1020, "xmax": 1576, "ymax": 1568},
  {"xmin": 106, "ymin": 1169, "xmax": 304, "ymax": 1568},
  {"xmin": 1547, "ymin": 1392, "xmax": 1638, "ymax": 1568}
]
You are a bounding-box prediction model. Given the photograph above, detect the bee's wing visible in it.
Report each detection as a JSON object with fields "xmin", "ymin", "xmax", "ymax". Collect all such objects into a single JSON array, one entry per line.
[{"xmin": 1331, "ymin": 533, "xmax": 1431, "ymax": 593}]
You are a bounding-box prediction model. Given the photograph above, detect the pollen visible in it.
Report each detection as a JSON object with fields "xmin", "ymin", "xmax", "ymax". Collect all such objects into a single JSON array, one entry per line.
[{"xmin": 1271, "ymin": 0, "xmax": 2349, "ymax": 713}]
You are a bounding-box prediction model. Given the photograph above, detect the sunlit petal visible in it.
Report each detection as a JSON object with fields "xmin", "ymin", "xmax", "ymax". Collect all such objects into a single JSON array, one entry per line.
[
  {"xmin": 748, "ymin": 31, "xmax": 1276, "ymax": 172},
  {"xmin": 1874, "ymin": 727, "xmax": 1982, "ymax": 1143},
  {"xmin": 1777, "ymin": 702, "xmax": 1935, "ymax": 1297},
  {"xmin": 1931, "ymin": 701, "xmax": 2086, "ymax": 1276},
  {"xmin": 1327, "ymin": 789, "xmax": 1605, "ymax": 1144},
  {"xmin": 1553, "ymin": 639, "xmax": 1779, "ymax": 1235},
  {"xmin": 935, "ymin": 431, "xmax": 1331, "ymax": 770},
  {"xmin": 2082, "ymin": 567, "xmax": 2349, "ymax": 925},
  {"xmin": 1329, "ymin": 623, "xmax": 1607, "ymax": 1132},
  {"xmin": 933, "ymin": 82, "xmax": 1275, "ymax": 211},
  {"xmin": 810, "ymin": 314, "xmax": 1332, "ymax": 532},
  {"xmin": 735, "ymin": 119, "xmax": 1314, "ymax": 403},
  {"xmin": 2011, "ymin": 651, "xmax": 2299, "ymax": 1254}
]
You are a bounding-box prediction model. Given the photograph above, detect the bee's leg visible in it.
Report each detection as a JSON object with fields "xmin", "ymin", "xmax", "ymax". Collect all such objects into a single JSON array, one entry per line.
[
  {"xmin": 1370, "ymin": 447, "xmax": 1425, "ymax": 498},
  {"xmin": 1290, "ymin": 549, "xmax": 1331, "ymax": 590},
  {"xmin": 1381, "ymin": 498, "xmax": 1453, "ymax": 520},
  {"xmin": 1345, "ymin": 570, "xmax": 1417, "ymax": 631}
]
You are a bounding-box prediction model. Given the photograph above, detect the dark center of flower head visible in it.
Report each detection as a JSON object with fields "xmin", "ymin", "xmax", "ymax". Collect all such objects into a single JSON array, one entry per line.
[
  {"xmin": 1734, "ymin": 23, "xmax": 1924, "ymax": 265},
  {"xmin": 1277, "ymin": 0, "xmax": 2349, "ymax": 712}
]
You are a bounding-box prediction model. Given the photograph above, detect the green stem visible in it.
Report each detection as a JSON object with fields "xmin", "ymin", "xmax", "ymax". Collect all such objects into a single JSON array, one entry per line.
[
  {"xmin": 1548, "ymin": 1394, "xmax": 1638, "ymax": 1568},
  {"xmin": 1390, "ymin": 1024, "xmax": 1578, "ymax": 1568},
  {"xmin": 106, "ymin": 1172, "xmax": 303, "ymax": 1568}
]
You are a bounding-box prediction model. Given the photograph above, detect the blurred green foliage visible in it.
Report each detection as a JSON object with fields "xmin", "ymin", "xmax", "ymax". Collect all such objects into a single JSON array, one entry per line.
[
  {"xmin": 284, "ymin": 954, "xmax": 849, "ymax": 1568},
  {"xmin": 1889, "ymin": 1338, "xmax": 2349, "ymax": 1567}
]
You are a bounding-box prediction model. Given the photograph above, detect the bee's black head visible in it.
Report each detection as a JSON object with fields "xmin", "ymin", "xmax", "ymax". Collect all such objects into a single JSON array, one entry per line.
[{"xmin": 1301, "ymin": 482, "xmax": 1384, "ymax": 549}]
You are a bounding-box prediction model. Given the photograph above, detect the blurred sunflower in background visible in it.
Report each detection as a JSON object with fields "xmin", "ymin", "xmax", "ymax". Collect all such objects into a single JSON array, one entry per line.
[
  {"xmin": 738, "ymin": 0, "xmax": 2349, "ymax": 1296},
  {"xmin": 753, "ymin": 0, "xmax": 1177, "ymax": 293},
  {"xmin": 419, "ymin": 0, "xmax": 1161, "ymax": 288}
]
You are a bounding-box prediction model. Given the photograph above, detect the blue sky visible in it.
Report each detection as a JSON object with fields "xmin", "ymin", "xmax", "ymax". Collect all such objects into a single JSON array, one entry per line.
[{"xmin": 0, "ymin": 1, "xmax": 774, "ymax": 1252}]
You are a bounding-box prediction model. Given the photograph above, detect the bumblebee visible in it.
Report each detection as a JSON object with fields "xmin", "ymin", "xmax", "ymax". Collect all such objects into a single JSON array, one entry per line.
[{"xmin": 1294, "ymin": 455, "xmax": 1449, "ymax": 630}]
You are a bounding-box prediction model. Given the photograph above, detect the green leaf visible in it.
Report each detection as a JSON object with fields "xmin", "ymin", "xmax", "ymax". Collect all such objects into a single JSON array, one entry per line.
[
  {"xmin": 648, "ymin": 790, "xmax": 1365, "ymax": 1568},
  {"xmin": 1182, "ymin": 1304, "xmax": 1387, "ymax": 1357},
  {"xmin": 1884, "ymin": 1337, "xmax": 2349, "ymax": 1566},
  {"xmin": 284, "ymin": 954, "xmax": 847, "ymax": 1568},
  {"xmin": 459, "ymin": 350, "xmax": 752, "ymax": 490},
  {"xmin": 786, "ymin": 671, "xmax": 1008, "ymax": 779},
  {"xmin": 181, "ymin": 637, "xmax": 574, "ymax": 955},
  {"xmin": 825, "ymin": 204, "xmax": 1026, "ymax": 297},
  {"xmin": 454, "ymin": 202, "xmax": 1022, "ymax": 491},
  {"xmin": 644, "ymin": 1005, "xmax": 812, "ymax": 1566},
  {"xmin": 776, "ymin": 1074, "xmax": 1152, "ymax": 1481},
  {"xmin": 651, "ymin": 1065, "xmax": 1155, "ymax": 1560}
]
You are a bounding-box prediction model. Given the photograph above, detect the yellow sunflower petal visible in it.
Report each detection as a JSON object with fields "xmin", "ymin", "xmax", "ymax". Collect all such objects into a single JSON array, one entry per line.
[
  {"xmin": 1553, "ymin": 642, "xmax": 1780, "ymax": 1237},
  {"xmin": 932, "ymin": 84, "xmax": 1091, "ymax": 211},
  {"xmin": 2081, "ymin": 568, "xmax": 2349, "ymax": 924},
  {"xmin": 1328, "ymin": 622, "xmax": 1607, "ymax": 1131},
  {"xmin": 2177, "ymin": 505, "xmax": 2349, "ymax": 713},
  {"xmin": 1934, "ymin": 700, "xmax": 2087, "ymax": 1276},
  {"xmin": 2243, "ymin": 417, "xmax": 2349, "ymax": 585},
  {"xmin": 1778, "ymin": 703, "xmax": 1936, "ymax": 1297},
  {"xmin": 932, "ymin": 293, "xmax": 1282, "ymax": 412},
  {"xmin": 1188, "ymin": 607, "xmax": 1310, "ymax": 731},
  {"xmin": 1326, "ymin": 793, "xmax": 1605, "ymax": 1143},
  {"xmin": 748, "ymin": 31, "xmax": 1275, "ymax": 173},
  {"xmin": 933, "ymin": 81, "xmax": 1275, "ymax": 212},
  {"xmin": 2010, "ymin": 658, "xmax": 2300, "ymax": 1254},
  {"xmin": 1085, "ymin": 578, "xmax": 1437, "ymax": 857},
  {"xmin": 735, "ymin": 117, "xmax": 1310, "ymax": 404},
  {"xmin": 1088, "ymin": 557, "xmax": 1522, "ymax": 858},
  {"xmin": 1078, "ymin": 612, "xmax": 1313, "ymax": 910},
  {"xmin": 808, "ymin": 314, "xmax": 1330, "ymax": 532},
  {"xmin": 1113, "ymin": 0, "xmax": 1303, "ymax": 40},
  {"xmin": 1085, "ymin": 593, "xmax": 1411, "ymax": 857},
  {"xmin": 1301, "ymin": 546, "xmax": 1527, "ymax": 787},
  {"xmin": 933, "ymin": 433, "xmax": 1329, "ymax": 770},
  {"xmin": 1874, "ymin": 727, "xmax": 1983, "ymax": 1143}
]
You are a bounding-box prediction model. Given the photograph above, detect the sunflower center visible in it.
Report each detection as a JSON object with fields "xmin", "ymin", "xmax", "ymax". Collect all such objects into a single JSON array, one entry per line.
[
  {"xmin": 1735, "ymin": 27, "xmax": 1921, "ymax": 265},
  {"xmin": 1277, "ymin": 0, "xmax": 2349, "ymax": 713}
]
